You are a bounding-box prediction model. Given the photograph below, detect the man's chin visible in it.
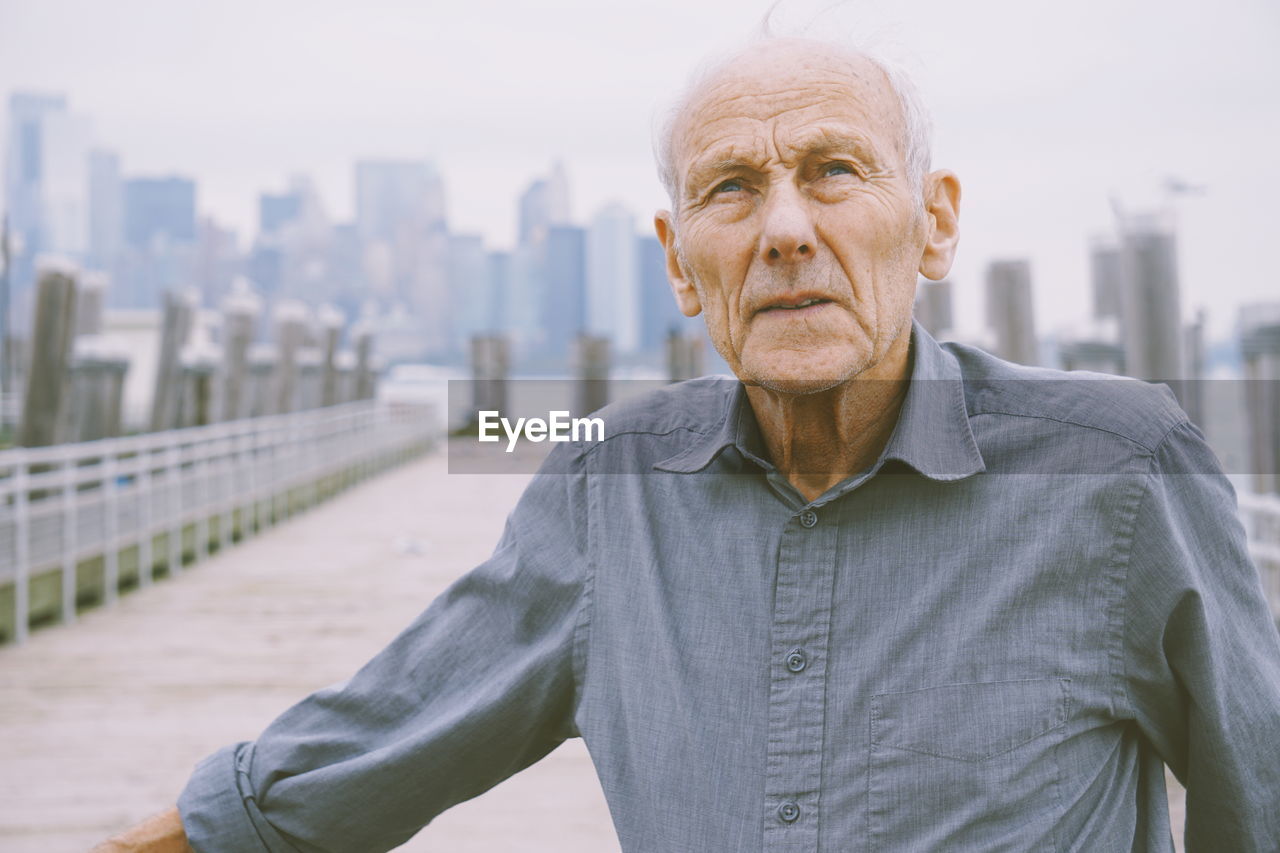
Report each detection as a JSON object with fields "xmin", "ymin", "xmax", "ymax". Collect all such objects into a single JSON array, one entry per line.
[
  {"xmin": 736, "ymin": 350, "xmax": 870, "ymax": 396},
  {"xmin": 744, "ymin": 373, "xmax": 851, "ymax": 396}
]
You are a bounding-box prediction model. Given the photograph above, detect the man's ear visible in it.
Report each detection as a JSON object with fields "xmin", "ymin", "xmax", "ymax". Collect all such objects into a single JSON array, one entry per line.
[
  {"xmin": 654, "ymin": 211, "xmax": 702, "ymax": 317},
  {"xmin": 918, "ymin": 170, "xmax": 961, "ymax": 281}
]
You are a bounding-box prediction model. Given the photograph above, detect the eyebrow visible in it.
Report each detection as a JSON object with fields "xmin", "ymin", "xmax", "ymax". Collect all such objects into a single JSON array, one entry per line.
[
  {"xmin": 683, "ymin": 149, "xmax": 766, "ymax": 199},
  {"xmin": 681, "ymin": 126, "xmax": 887, "ymax": 199},
  {"xmin": 785, "ymin": 126, "xmax": 885, "ymax": 167}
]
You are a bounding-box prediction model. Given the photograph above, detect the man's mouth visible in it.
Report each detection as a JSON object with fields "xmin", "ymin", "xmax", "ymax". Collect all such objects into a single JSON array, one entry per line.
[{"xmin": 759, "ymin": 297, "xmax": 833, "ymax": 313}]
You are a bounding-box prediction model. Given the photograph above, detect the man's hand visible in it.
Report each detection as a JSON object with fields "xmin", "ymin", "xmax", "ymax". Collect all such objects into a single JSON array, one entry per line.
[{"xmin": 89, "ymin": 806, "xmax": 194, "ymax": 852}]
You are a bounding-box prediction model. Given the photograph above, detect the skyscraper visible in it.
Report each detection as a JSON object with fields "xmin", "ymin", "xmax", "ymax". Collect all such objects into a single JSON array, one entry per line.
[
  {"xmin": 542, "ymin": 225, "xmax": 587, "ymax": 359},
  {"xmin": 486, "ymin": 250, "xmax": 511, "ymax": 334},
  {"xmin": 3, "ymin": 94, "xmax": 68, "ymax": 263},
  {"xmin": 259, "ymin": 190, "xmax": 303, "ymax": 236},
  {"xmin": 354, "ymin": 160, "xmax": 445, "ymax": 243},
  {"xmin": 985, "ymin": 259, "xmax": 1037, "ymax": 365},
  {"xmin": 88, "ymin": 149, "xmax": 123, "ymax": 271},
  {"xmin": 3, "ymin": 93, "xmax": 91, "ymax": 324},
  {"xmin": 505, "ymin": 241, "xmax": 546, "ymax": 355},
  {"xmin": 914, "ymin": 278, "xmax": 953, "ymax": 339},
  {"xmin": 1117, "ymin": 212, "xmax": 1182, "ymax": 382},
  {"xmin": 1089, "ymin": 237, "xmax": 1123, "ymax": 321},
  {"xmin": 517, "ymin": 162, "xmax": 572, "ymax": 247},
  {"xmin": 448, "ymin": 233, "xmax": 489, "ymax": 357},
  {"xmin": 354, "ymin": 160, "xmax": 448, "ymax": 330},
  {"xmin": 38, "ymin": 110, "xmax": 93, "ymax": 258},
  {"xmin": 586, "ymin": 203, "xmax": 639, "ymax": 354},
  {"xmin": 519, "ymin": 180, "xmax": 550, "ymax": 246},
  {"xmin": 123, "ymin": 177, "xmax": 196, "ymax": 250},
  {"xmin": 194, "ymin": 217, "xmax": 240, "ymax": 307}
]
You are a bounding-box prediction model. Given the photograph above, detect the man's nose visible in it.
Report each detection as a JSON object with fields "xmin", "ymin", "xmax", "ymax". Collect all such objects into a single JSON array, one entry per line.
[{"xmin": 758, "ymin": 182, "xmax": 816, "ymax": 263}]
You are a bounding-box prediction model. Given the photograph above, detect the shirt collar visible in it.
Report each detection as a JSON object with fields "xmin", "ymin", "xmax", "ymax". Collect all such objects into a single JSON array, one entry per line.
[{"xmin": 654, "ymin": 321, "xmax": 985, "ymax": 482}]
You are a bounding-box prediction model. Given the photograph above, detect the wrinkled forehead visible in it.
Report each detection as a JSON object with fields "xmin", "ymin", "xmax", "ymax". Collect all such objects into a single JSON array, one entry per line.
[{"xmin": 671, "ymin": 44, "xmax": 905, "ymax": 181}]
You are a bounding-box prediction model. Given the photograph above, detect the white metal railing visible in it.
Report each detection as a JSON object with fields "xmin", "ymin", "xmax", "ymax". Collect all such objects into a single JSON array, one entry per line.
[
  {"xmin": 0, "ymin": 399, "xmax": 436, "ymax": 644},
  {"xmin": 1238, "ymin": 491, "xmax": 1280, "ymax": 623}
]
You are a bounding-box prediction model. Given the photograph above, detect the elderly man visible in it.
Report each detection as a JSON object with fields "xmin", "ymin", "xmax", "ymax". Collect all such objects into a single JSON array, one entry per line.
[{"xmin": 100, "ymin": 36, "xmax": 1279, "ymax": 852}]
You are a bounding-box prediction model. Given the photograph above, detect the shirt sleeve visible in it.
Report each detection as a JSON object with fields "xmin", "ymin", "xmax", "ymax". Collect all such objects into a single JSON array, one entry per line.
[
  {"xmin": 178, "ymin": 444, "xmax": 592, "ymax": 853},
  {"xmin": 1122, "ymin": 420, "xmax": 1280, "ymax": 852}
]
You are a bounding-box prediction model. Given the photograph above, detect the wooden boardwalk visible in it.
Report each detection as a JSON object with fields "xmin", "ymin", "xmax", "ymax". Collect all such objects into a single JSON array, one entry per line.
[
  {"xmin": 0, "ymin": 447, "xmax": 1186, "ymax": 851},
  {"xmin": 0, "ymin": 452, "xmax": 619, "ymax": 852}
]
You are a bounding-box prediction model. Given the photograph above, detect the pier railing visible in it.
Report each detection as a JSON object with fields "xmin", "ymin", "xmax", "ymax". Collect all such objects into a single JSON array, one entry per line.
[{"xmin": 0, "ymin": 399, "xmax": 436, "ymax": 644}]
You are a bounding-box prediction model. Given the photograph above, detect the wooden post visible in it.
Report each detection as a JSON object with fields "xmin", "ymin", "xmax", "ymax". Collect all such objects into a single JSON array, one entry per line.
[
  {"xmin": 220, "ymin": 282, "xmax": 260, "ymax": 422},
  {"xmin": 352, "ymin": 324, "xmax": 376, "ymax": 401},
  {"xmin": 179, "ymin": 328, "xmax": 221, "ymax": 428},
  {"xmin": 333, "ymin": 350, "xmax": 356, "ymax": 404},
  {"xmin": 575, "ymin": 334, "xmax": 610, "ymax": 416},
  {"xmin": 3, "ymin": 335, "xmax": 26, "ymax": 432},
  {"xmin": 18, "ymin": 259, "xmax": 78, "ymax": 447},
  {"xmin": 317, "ymin": 304, "xmax": 344, "ymax": 408},
  {"xmin": 150, "ymin": 290, "xmax": 196, "ymax": 432},
  {"xmin": 470, "ymin": 334, "xmax": 509, "ymax": 420},
  {"xmin": 65, "ymin": 337, "xmax": 130, "ymax": 442},
  {"xmin": 75, "ymin": 272, "xmax": 107, "ymax": 336},
  {"xmin": 247, "ymin": 344, "xmax": 277, "ymax": 417},
  {"xmin": 665, "ymin": 329, "xmax": 704, "ymax": 383},
  {"xmin": 296, "ymin": 347, "xmax": 323, "ymax": 411},
  {"xmin": 272, "ymin": 301, "xmax": 310, "ymax": 415}
]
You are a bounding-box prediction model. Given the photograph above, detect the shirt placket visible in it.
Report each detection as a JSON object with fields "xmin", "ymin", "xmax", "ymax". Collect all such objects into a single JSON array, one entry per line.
[{"xmin": 763, "ymin": 501, "xmax": 839, "ymax": 851}]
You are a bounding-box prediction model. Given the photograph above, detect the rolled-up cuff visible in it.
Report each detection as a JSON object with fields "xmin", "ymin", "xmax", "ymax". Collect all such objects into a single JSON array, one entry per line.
[{"xmin": 178, "ymin": 742, "xmax": 300, "ymax": 852}]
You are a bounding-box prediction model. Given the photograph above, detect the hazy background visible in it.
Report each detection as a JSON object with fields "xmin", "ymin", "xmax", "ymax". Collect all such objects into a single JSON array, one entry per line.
[{"xmin": 2, "ymin": 0, "xmax": 1276, "ymax": 340}]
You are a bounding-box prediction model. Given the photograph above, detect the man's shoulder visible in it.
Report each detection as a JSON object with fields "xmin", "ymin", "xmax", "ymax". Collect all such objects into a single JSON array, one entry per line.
[{"xmin": 943, "ymin": 341, "xmax": 1188, "ymax": 454}]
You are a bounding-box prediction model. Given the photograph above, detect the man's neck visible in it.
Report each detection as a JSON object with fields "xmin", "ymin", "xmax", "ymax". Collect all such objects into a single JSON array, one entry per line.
[{"xmin": 745, "ymin": 332, "xmax": 912, "ymax": 504}]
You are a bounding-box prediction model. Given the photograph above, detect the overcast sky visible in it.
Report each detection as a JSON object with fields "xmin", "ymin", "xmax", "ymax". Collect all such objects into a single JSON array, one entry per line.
[{"xmin": 1, "ymin": 0, "xmax": 1277, "ymax": 339}]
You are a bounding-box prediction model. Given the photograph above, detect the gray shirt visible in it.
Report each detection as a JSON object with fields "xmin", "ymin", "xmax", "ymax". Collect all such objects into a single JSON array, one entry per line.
[{"xmin": 179, "ymin": 324, "xmax": 1280, "ymax": 852}]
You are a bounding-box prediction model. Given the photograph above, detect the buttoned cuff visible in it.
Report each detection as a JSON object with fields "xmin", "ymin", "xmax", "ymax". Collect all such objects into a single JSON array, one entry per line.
[{"xmin": 178, "ymin": 742, "xmax": 299, "ymax": 853}]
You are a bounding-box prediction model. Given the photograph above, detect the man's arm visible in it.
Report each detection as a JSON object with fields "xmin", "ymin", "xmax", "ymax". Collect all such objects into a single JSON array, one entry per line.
[
  {"xmin": 89, "ymin": 807, "xmax": 192, "ymax": 852},
  {"xmin": 111, "ymin": 445, "xmax": 590, "ymax": 852},
  {"xmin": 1123, "ymin": 420, "xmax": 1280, "ymax": 851}
]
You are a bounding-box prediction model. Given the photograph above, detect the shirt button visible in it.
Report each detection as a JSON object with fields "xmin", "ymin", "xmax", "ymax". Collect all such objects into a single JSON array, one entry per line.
[
  {"xmin": 799, "ymin": 510, "xmax": 818, "ymax": 528},
  {"xmin": 778, "ymin": 801, "xmax": 800, "ymax": 823},
  {"xmin": 786, "ymin": 649, "xmax": 807, "ymax": 672}
]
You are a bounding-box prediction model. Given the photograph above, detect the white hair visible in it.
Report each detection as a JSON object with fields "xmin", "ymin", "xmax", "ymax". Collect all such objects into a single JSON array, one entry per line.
[{"xmin": 653, "ymin": 34, "xmax": 934, "ymax": 213}]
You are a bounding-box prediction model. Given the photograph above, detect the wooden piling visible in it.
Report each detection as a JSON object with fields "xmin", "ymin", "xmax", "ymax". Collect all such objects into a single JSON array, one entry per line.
[
  {"xmin": 665, "ymin": 329, "xmax": 704, "ymax": 383},
  {"xmin": 470, "ymin": 334, "xmax": 509, "ymax": 420},
  {"xmin": 575, "ymin": 334, "xmax": 610, "ymax": 416},
  {"xmin": 178, "ymin": 322, "xmax": 222, "ymax": 428},
  {"xmin": 333, "ymin": 350, "xmax": 356, "ymax": 404},
  {"xmin": 220, "ymin": 282, "xmax": 260, "ymax": 422},
  {"xmin": 65, "ymin": 337, "xmax": 130, "ymax": 442},
  {"xmin": 74, "ymin": 272, "xmax": 107, "ymax": 337},
  {"xmin": 352, "ymin": 324, "xmax": 376, "ymax": 401},
  {"xmin": 271, "ymin": 302, "xmax": 310, "ymax": 415},
  {"xmin": 18, "ymin": 260, "xmax": 79, "ymax": 447},
  {"xmin": 317, "ymin": 305, "xmax": 344, "ymax": 408},
  {"xmin": 247, "ymin": 344, "xmax": 277, "ymax": 418},
  {"xmin": 150, "ymin": 290, "xmax": 196, "ymax": 432},
  {"xmin": 296, "ymin": 348, "xmax": 324, "ymax": 412}
]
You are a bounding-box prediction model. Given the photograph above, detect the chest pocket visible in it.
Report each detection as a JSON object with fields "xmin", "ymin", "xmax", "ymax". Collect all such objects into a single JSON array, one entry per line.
[{"xmin": 868, "ymin": 678, "xmax": 1070, "ymax": 851}]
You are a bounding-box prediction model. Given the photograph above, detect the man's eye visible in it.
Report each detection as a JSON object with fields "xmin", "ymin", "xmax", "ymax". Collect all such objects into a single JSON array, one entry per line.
[
  {"xmin": 712, "ymin": 179, "xmax": 744, "ymax": 195},
  {"xmin": 821, "ymin": 163, "xmax": 854, "ymax": 178}
]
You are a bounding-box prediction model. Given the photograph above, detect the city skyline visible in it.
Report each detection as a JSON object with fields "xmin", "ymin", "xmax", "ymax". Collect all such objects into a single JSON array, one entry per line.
[{"xmin": 1, "ymin": 0, "xmax": 1277, "ymax": 341}]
